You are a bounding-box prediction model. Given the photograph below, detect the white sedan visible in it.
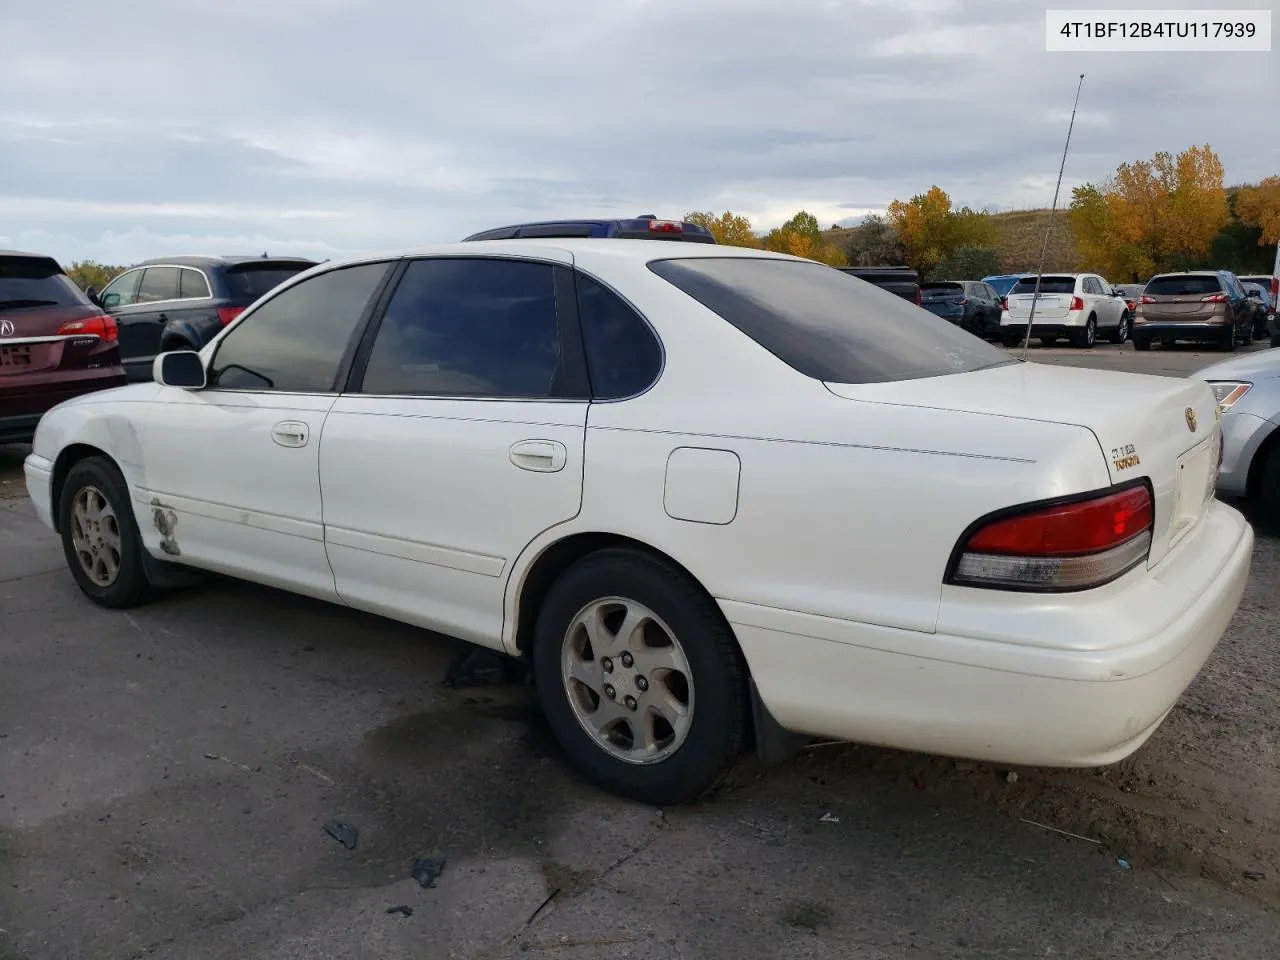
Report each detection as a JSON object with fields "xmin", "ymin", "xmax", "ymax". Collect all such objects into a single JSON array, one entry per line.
[{"xmin": 24, "ymin": 240, "xmax": 1253, "ymax": 805}]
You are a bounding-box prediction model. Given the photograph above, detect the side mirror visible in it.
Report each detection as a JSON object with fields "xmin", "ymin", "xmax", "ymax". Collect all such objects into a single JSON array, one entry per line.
[
  {"xmin": 154, "ymin": 350, "xmax": 206, "ymax": 389},
  {"xmin": 101, "ymin": 292, "xmax": 121, "ymax": 309}
]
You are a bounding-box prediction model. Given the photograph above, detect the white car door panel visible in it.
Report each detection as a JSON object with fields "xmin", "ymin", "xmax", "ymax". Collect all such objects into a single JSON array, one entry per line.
[
  {"xmin": 320, "ymin": 254, "xmax": 587, "ymax": 648},
  {"xmin": 139, "ymin": 390, "xmax": 337, "ymax": 597},
  {"xmin": 137, "ymin": 258, "xmax": 395, "ymax": 598},
  {"xmin": 320, "ymin": 398, "xmax": 587, "ymax": 644}
]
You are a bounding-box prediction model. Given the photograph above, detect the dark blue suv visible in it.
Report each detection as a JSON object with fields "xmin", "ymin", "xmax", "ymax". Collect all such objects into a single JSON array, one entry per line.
[
  {"xmin": 464, "ymin": 214, "xmax": 716, "ymax": 243},
  {"xmin": 90, "ymin": 254, "xmax": 317, "ymax": 381}
]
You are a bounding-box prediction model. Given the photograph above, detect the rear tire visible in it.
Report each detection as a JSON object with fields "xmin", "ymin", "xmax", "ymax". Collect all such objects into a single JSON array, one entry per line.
[
  {"xmin": 1001, "ymin": 332, "xmax": 1021, "ymax": 349},
  {"xmin": 531, "ymin": 547, "xmax": 748, "ymax": 805},
  {"xmin": 1221, "ymin": 324, "xmax": 1237, "ymax": 352},
  {"xmin": 1259, "ymin": 446, "xmax": 1280, "ymax": 523},
  {"xmin": 1039, "ymin": 336, "xmax": 1058, "ymax": 347},
  {"xmin": 1070, "ymin": 316, "xmax": 1097, "ymax": 349},
  {"xmin": 1132, "ymin": 336, "xmax": 1151, "ymax": 351},
  {"xmin": 1110, "ymin": 313, "xmax": 1131, "ymax": 344},
  {"xmin": 57, "ymin": 457, "xmax": 154, "ymax": 609}
]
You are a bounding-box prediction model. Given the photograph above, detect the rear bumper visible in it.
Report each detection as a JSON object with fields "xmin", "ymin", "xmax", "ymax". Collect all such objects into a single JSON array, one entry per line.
[
  {"xmin": 0, "ymin": 413, "xmax": 42, "ymax": 445},
  {"xmin": 1133, "ymin": 321, "xmax": 1227, "ymax": 341},
  {"xmin": 0, "ymin": 372, "xmax": 127, "ymax": 443},
  {"xmin": 722, "ymin": 500, "xmax": 1252, "ymax": 767}
]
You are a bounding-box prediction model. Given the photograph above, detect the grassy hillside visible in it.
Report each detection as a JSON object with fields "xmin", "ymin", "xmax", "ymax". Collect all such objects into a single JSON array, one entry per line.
[{"xmin": 823, "ymin": 208, "xmax": 1080, "ymax": 274}]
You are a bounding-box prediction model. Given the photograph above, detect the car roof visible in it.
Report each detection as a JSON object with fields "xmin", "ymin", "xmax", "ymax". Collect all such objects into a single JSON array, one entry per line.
[
  {"xmin": 463, "ymin": 215, "xmax": 716, "ymax": 243},
  {"xmin": 310, "ymin": 238, "xmax": 804, "ymax": 273},
  {"xmin": 0, "ymin": 248, "xmax": 63, "ymax": 263},
  {"xmin": 129, "ymin": 254, "xmax": 319, "ymax": 269}
]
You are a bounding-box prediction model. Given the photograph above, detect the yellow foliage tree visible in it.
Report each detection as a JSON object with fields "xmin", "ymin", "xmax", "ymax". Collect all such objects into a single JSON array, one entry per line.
[
  {"xmin": 761, "ymin": 210, "xmax": 847, "ymax": 266},
  {"xmin": 65, "ymin": 260, "xmax": 126, "ymax": 292},
  {"xmin": 886, "ymin": 186, "xmax": 998, "ymax": 276},
  {"xmin": 1235, "ymin": 176, "xmax": 1280, "ymax": 245},
  {"xmin": 1068, "ymin": 144, "xmax": 1229, "ymax": 278},
  {"xmin": 683, "ymin": 210, "xmax": 760, "ymax": 248}
]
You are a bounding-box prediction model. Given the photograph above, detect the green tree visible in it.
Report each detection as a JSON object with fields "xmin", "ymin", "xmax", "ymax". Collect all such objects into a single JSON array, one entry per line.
[
  {"xmin": 929, "ymin": 247, "xmax": 1002, "ymax": 282},
  {"xmin": 761, "ymin": 210, "xmax": 847, "ymax": 266},
  {"xmin": 840, "ymin": 214, "xmax": 907, "ymax": 266},
  {"xmin": 65, "ymin": 260, "xmax": 126, "ymax": 292}
]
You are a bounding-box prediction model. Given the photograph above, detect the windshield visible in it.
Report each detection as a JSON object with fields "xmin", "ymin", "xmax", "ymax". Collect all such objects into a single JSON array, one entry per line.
[
  {"xmin": 648, "ymin": 257, "xmax": 1013, "ymax": 385},
  {"xmin": 0, "ymin": 256, "xmax": 89, "ymax": 309},
  {"xmin": 1011, "ymin": 276, "xmax": 1075, "ymax": 295}
]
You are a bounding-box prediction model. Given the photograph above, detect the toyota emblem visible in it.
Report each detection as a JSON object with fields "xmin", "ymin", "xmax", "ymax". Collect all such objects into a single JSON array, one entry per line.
[
  {"xmin": 1185, "ymin": 407, "xmax": 1197, "ymax": 433},
  {"xmin": 0, "ymin": 319, "xmax": 14, "ymax": 337}
]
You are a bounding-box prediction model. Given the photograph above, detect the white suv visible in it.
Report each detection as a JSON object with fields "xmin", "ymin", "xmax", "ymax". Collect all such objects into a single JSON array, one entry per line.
[{"xmin": 999, "ymin": 273, "xmax": 1131, "ymax": 349}]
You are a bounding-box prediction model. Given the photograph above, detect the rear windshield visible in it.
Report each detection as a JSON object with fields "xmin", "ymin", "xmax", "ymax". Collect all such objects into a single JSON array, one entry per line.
[
  {"xmin": 223, "ymin": 263, "xmax": 312, "ymax": 301},
  {"xmin": 1145, "ymin": 275, "xmax": 1222, "ymax": 296},
  {"xmin": 921, "ymin": 282, "xmax": 963, "ymax": 297},
  {"xmin": 648, "ymin": 257, "xmax": 1013, "ymax": 384},
  {"xmin": 1011, "ymin": 276, "xmax": 1075, "ymax": 294},
  {"xmin": 0, "ymin": 256, "xmax": 89, "ymax": 309}
]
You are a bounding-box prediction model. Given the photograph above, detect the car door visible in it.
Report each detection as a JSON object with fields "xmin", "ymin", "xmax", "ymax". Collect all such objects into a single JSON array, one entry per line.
[
  {"xmin": 111, "ymin": 266, "xmax": 183, "ymax": 379},
  {"xmin": 320, "ymin": 251, "xmax": 589, "ymax": 647},
  {"xmin": 136, "ymin": 259, "xmax": 395, "ymax": 599}
]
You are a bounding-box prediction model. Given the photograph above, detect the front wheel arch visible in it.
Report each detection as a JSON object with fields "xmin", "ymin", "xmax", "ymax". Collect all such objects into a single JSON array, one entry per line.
[{"xmin": 50, "ymin": 443, "xmax": 112, "ymax": 534}]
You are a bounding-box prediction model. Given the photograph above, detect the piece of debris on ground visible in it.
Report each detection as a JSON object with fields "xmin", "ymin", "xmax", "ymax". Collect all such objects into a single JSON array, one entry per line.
[
  {"xmin": 323, "ymin": 820, "xmax": 359, "ymax": 850},
  {"xmin": 412, "ymin": 856, "xmax": 446, "ymax": 888},
  {"xmin": 386, "ymin": 904, "xmax": 414, "ymax": 917}
]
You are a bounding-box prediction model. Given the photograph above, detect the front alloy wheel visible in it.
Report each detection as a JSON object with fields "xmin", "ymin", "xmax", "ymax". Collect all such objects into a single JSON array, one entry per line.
[{"xmin": 69, "ymin": 485, "xmax": 122, "ymax": 587}]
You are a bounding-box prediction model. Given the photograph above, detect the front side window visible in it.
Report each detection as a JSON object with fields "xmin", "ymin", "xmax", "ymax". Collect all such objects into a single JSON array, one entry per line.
[
  {"xmin": 359, "ymin": 257, "xmax": 562, "ymax": 398},
  {"xmin": 136, "ymin": 266, "xmax": 182, "ymax": 304},
  {"xmin": 100, "ymin": 269, "xmax": 144, "ymax": 308},
  {"xmin": 649, "ymin": 257, "xmax": 1012, "ymax": 385},
  {"xmin": 577, "ymin": 273, "xmax": 661, "ymax": 399},
  {"xmin": 209, "ymin": 261, "xmax": 390, "ymax": 392}
]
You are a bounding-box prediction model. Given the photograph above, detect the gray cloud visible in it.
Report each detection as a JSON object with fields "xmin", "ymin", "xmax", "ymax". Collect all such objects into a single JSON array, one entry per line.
[{"xmin": 1, "ymin": 0, "xmax": 1270, "ymax": 264}]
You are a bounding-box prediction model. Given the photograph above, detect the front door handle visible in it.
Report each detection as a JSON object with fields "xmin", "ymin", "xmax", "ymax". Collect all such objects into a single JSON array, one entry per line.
[
  {"xmin": 509, "ymin": 439, "xmax": 567, "ymax": 473},
  {"xmin": 271, "ymin": 420, "xmax": 310, "ymax": 448}
]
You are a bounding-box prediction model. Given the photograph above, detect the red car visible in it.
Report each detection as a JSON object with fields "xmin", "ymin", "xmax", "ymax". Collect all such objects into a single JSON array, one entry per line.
[{"xmin": 0, "ymin": 251, "xmax": 128, "ymax": 445}]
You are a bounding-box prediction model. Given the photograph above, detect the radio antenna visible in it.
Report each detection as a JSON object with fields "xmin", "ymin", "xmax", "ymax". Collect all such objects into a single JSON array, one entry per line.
[{"xmin": 1020, "ymin": 73, "xmax": 1085, "ymax": 361}]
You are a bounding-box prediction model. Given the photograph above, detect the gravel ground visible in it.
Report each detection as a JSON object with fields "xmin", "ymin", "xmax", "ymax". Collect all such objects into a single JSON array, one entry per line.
[{"xmin": 1, "ymin": 342, "xmax": 1277, "ymax": 959}]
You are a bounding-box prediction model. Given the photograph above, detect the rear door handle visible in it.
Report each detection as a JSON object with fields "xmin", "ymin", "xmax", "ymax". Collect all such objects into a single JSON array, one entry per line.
[
  {"xmin": 509, "ymin": 439, "xmax": 567, "ymax": 473},
  {"xmin": 271, "ymin": 420, "xmax": 310, "ymax": 448}
]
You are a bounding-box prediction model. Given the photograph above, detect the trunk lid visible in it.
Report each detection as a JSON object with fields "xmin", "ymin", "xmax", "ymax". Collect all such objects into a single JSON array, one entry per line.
[
  {"xmin": 1140, "ymin": 296, "xmax": 1218, "ymax": 321},
  {"xmin": 0, "ymin": 303, "xmax": 108, "ymax": 375},
  {"xmin": 824, "ymin": 361, "xmax": 1221, "ymax": 567}
]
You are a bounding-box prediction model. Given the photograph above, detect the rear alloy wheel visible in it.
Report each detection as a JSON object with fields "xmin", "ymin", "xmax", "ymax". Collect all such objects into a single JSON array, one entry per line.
[
  {"xmin": 58, "ymin": 457, "xmax": 154, "ymax": 608},
  {"xmin": 1111, "ymin": 313, "xmax": 1130, "ymax": 344},
  {"xmin": 1071, "ymin": 316, "xmax": 1097, "ymax": 349},
  {"xmin": 532, "ymin": 548, "xmax": 747, "ymax": 805}
]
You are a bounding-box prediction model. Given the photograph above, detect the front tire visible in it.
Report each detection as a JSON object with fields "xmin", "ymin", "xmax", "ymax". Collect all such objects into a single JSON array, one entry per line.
[
  {"xmin": 532, "ymin": 547, "xmax": 748, "ymax": 805},
  {"xmin": 57, "ymin": 457, "xmax": 154, "ymax": 608}
]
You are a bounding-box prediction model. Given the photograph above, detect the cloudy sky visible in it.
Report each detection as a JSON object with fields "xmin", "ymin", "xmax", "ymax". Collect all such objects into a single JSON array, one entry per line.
[{"xmin": 1, "ymin": 0, "xmax": 1273, "ymax": 266}]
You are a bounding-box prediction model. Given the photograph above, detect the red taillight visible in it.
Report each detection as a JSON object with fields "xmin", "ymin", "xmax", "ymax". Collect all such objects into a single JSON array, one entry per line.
[
  {"xmin": 1070, "ymin": 295, "xmax": 1085, "ymax": 311},
  {"xmin": 915, "ymin": 288, "xmax": 922, "ymax": 306},
  {"xmin": 1200, "ymin": 292, "xmax": 1227, "ymax": 303},
  {"xmin": 1140, "ymin": 295, "xmax": 1155, "ymax": 304},
  {"xmin": 58, "ymin": 314, "xmax": 118, "ymax": 343},
  {"xmin": 1125, "ymin": 300, "xmax": 1137, "ymax": 311},
  {"xmin": 217, "ymin": 306, "xmax": 246, "ymax": 326},
  {"xmin": 647, "ymin": 220, "xmax": 684, "ymax": 234},
  {"xmin": 1270, "ymin": 276, "xmax": 1278, "ymax": 299},
  {"xmin": 949, "ymin": 485, "xmax": 1154, "ymax": 591}
]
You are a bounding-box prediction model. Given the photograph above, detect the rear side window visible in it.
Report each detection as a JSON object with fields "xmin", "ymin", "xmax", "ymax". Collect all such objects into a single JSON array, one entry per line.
[
  {"xmin": 649, "ymin": 257, "xmax": 1012, "ymax": 384},
  {"xmin": 1145, "ymin": 275, "xmax": 1222, "ymax": 296},
  {"xmin": 136, "ymin": 266, "xmax": 181, "ymax": 303},
  {"xmin": 1011, "ymin": 276, "xmax": 1076, "ymax": 294},
  {"xmin": 359, "ymin": 258, "xmax": 563, "ymax": 398},
  {"xmin": 210, "ymin": 262, "xmax": 389, "ymax": 392},
  {"xmin": 0, "ymin": 257, "xmax": 88, "ymax": 308},
  {"xmin": 576, "ymin": 273, "xmax": 661, "ymax": 399},
  {"xmin": 179, "ymin": 268, "xmax": 211, "ymax": 299},
  {"xmin": 223, "ymin": 264, "xmax": 313, "ymax": 302}
]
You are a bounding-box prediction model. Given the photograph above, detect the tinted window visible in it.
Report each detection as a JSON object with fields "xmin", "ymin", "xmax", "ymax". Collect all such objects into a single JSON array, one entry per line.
[
  {"xmin": 209, "ymin": 262, "xmax": 388, "ymax": 392},
  {"xmin": 179, "ymin": 268, "xmax": 211, "ymax": 299},
  {"xmin": 360, "ymin": 258, "xmax": 562, "ymax": 398},
  {"xmin": 921, "ymin": 282, "xmax": 963, "ymax": 298},
  {"xmin": 1011, "ymin": 276, "xmax": 1076, "ymax": 295},
  {"xmin": 223, "ymin": 264, "xmax": 313, "ymax": 302},
  {"xmin": 982, "ymin": 284, "xmax": 998, "ymax": 299},
  {"xmin": 0, "ymin": 256, "xmax": 89, "ymax": 308},
  {"xmin": 136, "ymin": 266, "xmax": 181, "ymax": 303},
  {"xmin": 100, "ymin": 269, "xmax": 143, "ymax": 308},
  {"xmin": 1145, "ymin": 275, "xmax": 1222, "ymax": 296},
  {"xmin": 577, "ymin": 273, "xmax": 661, "ymax": 399},
  {"xmin": 649, "ymin": 257, "xmax": 1012, "ymax": 385}
]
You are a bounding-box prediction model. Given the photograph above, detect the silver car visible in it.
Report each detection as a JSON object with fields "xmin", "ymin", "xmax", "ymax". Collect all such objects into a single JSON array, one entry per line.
[{"xmin": 1197, "ymin": 349, "xmax": 1280, "ymax": 517}]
